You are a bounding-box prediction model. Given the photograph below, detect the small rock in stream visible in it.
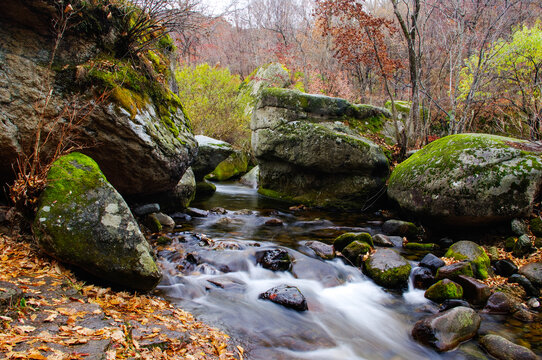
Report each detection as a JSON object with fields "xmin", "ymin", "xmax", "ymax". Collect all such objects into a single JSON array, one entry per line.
[
  {"xmin": 258, "ymin": 284, "xmax": 308, "ymax": 311},
  {"xmin": 187, "ymin": 207, "xmax": 209, "ymax": 217},
  {"xmin": 372, "ymin": 234, "xmax": 394, "ymax": 247},
  {"xmin": 480, "ymin": 334, "xmax": 538, "ymax": 360},
  {"xmin": 265, "ymin": 218, "xmax": 283, "ymax": 226},
  {"xmin": 255, "ymin": 249, "xmax": 292, "ymax": 271},
  {"xmin": 411, "ymin": 267, "xmax": 435, "ymax": 289},
  {"xmin": 304, "ymin": 241, "xmax": 335, "ymax": 260},
  {"xmin": 419, "ymin": 253, "xmax": 445, "ymax": 274},
  {"xmin": 133, "ymin": 203, "xmax": 160, "ymax": 216}
]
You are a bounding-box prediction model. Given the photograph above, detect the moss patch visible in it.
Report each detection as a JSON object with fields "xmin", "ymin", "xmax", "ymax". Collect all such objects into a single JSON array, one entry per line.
[{"xmin": 424, "ymin": 279, "xmax": 463, "ymax": 303}]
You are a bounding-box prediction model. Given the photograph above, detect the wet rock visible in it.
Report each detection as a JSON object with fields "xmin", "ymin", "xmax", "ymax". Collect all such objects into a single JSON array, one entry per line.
[
  {"xmin": 0, "ymin": 281, "xmax": 23, "ymax": 311},
  {"xmin": 240, "ymin": 165, "xmax": 259, "ymax": 188},
  {"xmin": 212, "ymin": 207, "xmax": 228, "ymax": 214},
  {"xmin": 372, "ymin": 234, "xmax": 394, "ymax": 247},
  {"xmin": 144, "ymin": 213, "xmax": 163, "ymax": 233},
  {"xmin": 153, "ymin": 212, "xmax": 175, "ymax": 231},
  {"xmin": 519, "ymin": 262, "xmax": 542, "ymax": 288},
  {"xmin": 419, "ymin": 253, "xmax": 445, "ymax": 274},
  {"xmin": 494, "ymin": 259, "xmax": 518, "ymax": 277},
  {"xmin": 207, "ymin": 276, "xmax": 247, "ymax": 292},
  {"xmin": 342, "ymin": 241, "xmax": 371, "ymax": 266},
  {"xmin": 511, "ymin": 218, "xmax": 528, "ymax": 236},
  {"xmin": 527, "ymin": 297, "xmax": 540, "ymax": 309},
  {"xmin": 444, "ymin": 241, "xmax": 491, "ymax": 279},
  {"xmin": 195, "ymin": 180, "xmax": 217, "ymax": 197},
  {"xmin": 192, "ymin": 135, "xmax": 234, "ymax": 180},
  {"xmin": 382, "ymin": 220, "xmax": 418, "ymax": 238},
  {"xmin": 424, "ymin": 279, "xmax": 463, "ymax": 303},
  {"xmin": 436, "ymin": 261, "xmax": 474, "ymax": 281},
  {"xmin": 513, "ymin": 235, "xmax": 533, "ymax": 257},
  {"xmin": 187, "ymin": 208, "xmax": 209, "ymax": 217},
  {"xmin": 438, "ymin": 237, "xmax": 454, "ymax": 249},
  {"xmin": 439, "ymin": 299, "xmax": 472, "ymax": 312},
  {"xmin": 505, "ymin": 237, "xmax": 517, "ymax": 252},
  {"xmin": 33, "ymin": 153, "xmax": 161, "ymax": 292},
  {"xmin": 480, "ymin": 334, "xmax": 538, "ymax": 360},
  {"xmin": 455, "ymin": 275, "xmax": 490, "ymax": 306},
  {"xmin": 265, "ymin": 218, "xmax": 284, "ymax": 226},
  {"xmin": 411, "ymin": 306, "xmax": 481, "ymax": 352},
  {"xmin": 484, "ymin": 292, "xmax": 516, "ymax": 314},
  {"xmin": 304, "ymin": 241, "xmax": 335, "ymax": 260},
  {"xmin": 364, "ymin": 249, "xmax": 411, "ymax": 289},
  {"xmin": 133, "ymin": 203, "xmax": 160, "ymax": 216},
  {"xmin": 333, "ymin": 232, "xmax": 373, "ymax": 252},
  {"xmin": 513, "ymin": 307, "xmax": 536, "ymax": 322},
  {"xmin": 486, "ymin": 246, "xmax": 500, "ymax": 262},
  {"xmin": 259, "ymin": 284, "xmax": 308, "ymax": 311},
  {"xmin": 212, "ymin": 217, "xmax": 244, "ymax": 231},
  {"xmin": 529, "ymin": 217, "xmax": 542, "ymax": 237},
  {"xmin": 509, "ymin": 274, "xmax": 539, "ymax": 297},
  {"xmin": 404, "ymin": 242, "xmax": 439, "ymax": 251},
  {"xmin": 256, "ymin": 249, "xmax": 292, "ymax": 271},
  {"xmin": 412, "ymin": 267, "xmax": 435, "ymax": 290}
]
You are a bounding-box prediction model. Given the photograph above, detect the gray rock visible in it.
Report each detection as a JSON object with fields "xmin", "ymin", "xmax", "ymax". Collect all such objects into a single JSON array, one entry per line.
[
  {"xmin": 509, "ymin": 274, "xmax": 539, "ymax": 297},
  {"xmin": 33, "ymin": 153, "xmax": 161, "ymax": 292},
  {"xmin": 519, "ymin": 262, "xmax": 542, "ymax": 287},
  {"xmin": 455, "ymin": 275, "xmax": 491, "ymax": 306},
  {"xmin": 304, "ymin": 241, "xmax": 335, "ymax": 260},
  {"xmin": 192, "ymin": 135, "xmax": 233, "ymax": 180},
  {"xmin": 251, "ymin": 88, "xmax": 389, "ymax": 209},
  {"xmin": 419, "ymin": 253, "xmax": 445, "ymax": 274},
  {"xmin": 436, "ymin": 261, "xmax": 474, "ymax": 281},
  {"xmin": 412, "ymin": 306, "xmax": 481, "ymax": 352},
  {"xmin": 372, "ymin": 234, "xmax": 394, "ymax": 247},
  {"xmin": 382, "ymin": 219, "xmax": 418, "ymax": 238},
  {"xmin": 154, "ymin": 212, "xmax": 175, "ymax": 231},
  {"xmin": 494, "ymin": 259, "xmax": 518, "ymax": 277},
  {"xmin": 439, "ymin": 299, "xmax": 472, "ymax": 312},
  {"xmin": 480, "ymin": 334, "xmax": 537, "ymax": 360},
  {"xmin": 255, "ymin": 248, "xmax": 292, "ymax": 271},
  {"xmin": 484, "ymin": 292, "xmax": 517, "ymax": 314},
  {"xmin": 187, "ymin": 207, "xmax": 209, "ymax": 217},
  {"xmin": 388, "ymin": 134, "xmax": 542, "ymax": 226},
  {"xmin": 133, "ymin": 203, "xmax": 160, "ymax": 217},
  {"xmin": 259, "ymin": 284, "xmax": 308, "ymax": 311},
  {"xmin": 364, "ymin": 249, "xmax": 411, "ymax": 289},
  {"xmin": 513, "ymin": 235, "xmax": 533, "ymax": 257},
  {"xmin": 511, "ymin": 218, "xmax": 528, "ymax": 236},
  {"xmin": 444, "ymin": 240, "xmax": 491, "ymax": 279},
  {"xmin": 240, "ymin": 165, "xmax": 259, "ymax": 188},
  {"xmin": 412, "ymin": 267, "xmax": 435, "ymax": 290}
]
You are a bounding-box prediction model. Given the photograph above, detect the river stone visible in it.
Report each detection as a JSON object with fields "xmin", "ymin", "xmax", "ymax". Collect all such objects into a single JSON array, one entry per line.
[
  {"xmin": 444, "ymin": 241, "xmax": 491, "ymax": 279},
  {"xmin": 342, "ymin": 241, "xmax": 371, "ymax": 266},
  {"xmin": 240, "ymin": 165, "xmax": 260, "ymax": 188},
  {"xmin": 480, "ymin": 334, "xmax": 538, "ymax": 360},
  {"xmin": 304, "ymin": 241, "xmax": 335, "ymax": 260},
  {"xmin": 372, "ymin": 234, "xmax": 394, "ymax": 247},
  {"xmin": 136, "ymin": 167, "xmax": 196, "ymax": 212},
  {"xmin": 419, "ymin": 253, "xmax": 445, "ymax": 274},
  {"xmin": 404, "ymin": 242, "xmax": 439, "ymax": 251},
  {"xmin": 519, "ymin": 262, "xmax": 542, "ymax": 288},
  {"xmin": 436, "ymin": 261, "xmax": 474, "ymax": 281},
  {"xmin": 509, "ymin": 274, "xmax": 539, "ymax": 297},
  {"xmin": 484, "ymin": 292, "xmax": 517, "ymax": 314},
  {"xmin": 334, "ymin": 232, "xmax": 373, "ymax": 252},
  {"xmin": 424, "ymin": 279, "xmax": 463, "ymax": 303},
  {"xmin": 252, "ymin": 88, "xmax": 390, "ymax": 209},
  {"xmin": 439, "ymin": 299, "xmax": 472, "ymax": 312},
  {"xmin": 153, "ymin": 212, "xmax": 175, "ymax": 231},
  {"xmin": 133, "ymin": 203, "xmax": 160, "ymax": 217},
  {"xmin": 513, "ymin": 235, "xmax": 533, "ymax": 257},
  {"xmin": 412, "ymin": 267, "xmax": 435, "ymax": 290},
  {"xmin": 455, "ymin": 275, "xmax": 490, "ymax": 306},
  {"xmin": 255, "ymin": 249, "xmax": 292, "ymax": 271},
  {"xmin": 411, "ymin": 306, "xmax": 481, "ymax": 352},
  {"xmin": 494, "ymin": 259, "xmax": 518, "ymax": 277},
  {"xmin": 388, "ymin": 134, "xmax": 542, "ymax": 226},
  {"xmin": 364, "ymin": 249, "xmax": 411, "ymax": 289},
  {"xmin": 33, "ymin": 153, "xmax": 161, "ymax": 292},
  {"xmin": 382, "ymin": 219, "xmax": 418, "ymax": 238},
  {"xmin": 208, "ymin": 150, "xmax": 249, "ymax": 181},
  {"xmin": 511, "ymin": 219, "xmax": 528, "ymax": 236},
  {"xmin": 192, "ymin": 135, "xmax": 233, "ymax": 181},
  {"xmin": 530, "ymin": 217, "xmax": 542, "ymax": 237},
  {"xmin": 258, "ymin": 284, "xmax": 308, "ymax": 311}
]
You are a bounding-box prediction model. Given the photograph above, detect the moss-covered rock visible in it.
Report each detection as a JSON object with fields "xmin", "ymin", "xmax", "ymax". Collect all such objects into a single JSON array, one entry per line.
[
  {"xmin": 388, "ymin": 134, "xmax": 542, "ymax": 226},
  {"xmin": 192, "ymin": 135, "xmax": 234, "ymax": 181},
  {"xmin": 436, "ymin": 261, "xmax": 474, "ymax": 280},
  {"xmin": 382, "ymin": 219, "xmax": 419, "ymax": 238},
  {"xmin": 195, "ymin": 180, "xmax": 217, "ymax": 197},
  {"xmin": 208, "ymin": 150, "xmax": 249, "ymax": 181},
  {"xmin": 530, "ymin": 217, "xmax": 542, "ymax": 237},
  {"xmin": 404, "ymin": 242, "xmax": 439, "ymax": 251},
  {"xmin": 364, "ymin": 249, "xmax": 411, "ymax": 289},
  {"xmin": 342, "ymin": 241, "xmax": 372, "ymax": 266},
  {"xmin": 424, "ymin": 279, "xmax": 463, "ymax": 303},
  {"xmin": 33, "ymin": 153, "xmax": 162, "ymax": 292},
  {"xmin": 444, "ymin": 241, "xmax": 491, "ymax": 279},
  {"xmin": 334, "ymin": 232, "xmax": 374, "ymax": 252}
]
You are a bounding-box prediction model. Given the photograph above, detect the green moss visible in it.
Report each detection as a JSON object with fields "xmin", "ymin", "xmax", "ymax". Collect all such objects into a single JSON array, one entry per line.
[
  {"xmin": 365, "ymin": 252, "xmax": 411, "ymax": 289},
  {"xmin": 208, "ymin": 152, "xmax": 249, "ymax": 181},
  {"xmin": 334, "ymin": 232, "xmax": 374, "ymax": 251},
  {"xmin": 342, "ymin": 241, "xmax": 372, "ymax": 266},
  {"xmin": 530, "ymin": 217, "xmax": 542, "ymax": 237},
  {"xmin": 404, "ymin": 242, "xmax": 439, "ymax": 251},
  {"xmin": 157, "ymin": 35, "xmax": 177, "ymax": 52},
  {"xmin": 258, "ymin": 187, "xmax": 295, "ymax": 203},
  {"xmin": 505, "ymin": 236, "xmax": 517, "ymax": 251},
  {"xmin": 424, "ymin": 279, "xmax": 463, "ymax": 303},
  {"xmin": 444, "ymin": 241, "xmax": 491, "ymax": 279}
]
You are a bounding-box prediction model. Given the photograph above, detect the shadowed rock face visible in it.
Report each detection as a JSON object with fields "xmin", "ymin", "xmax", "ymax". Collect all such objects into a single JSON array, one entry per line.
[
  {"xmin": 388, "ymin": 133, "xmax": 542, "ymax": 227},
  {"xmin": 0, "ymin": 0, "xmax": 196, "ymax": 196},
  {"xmin": 251, "ymin": 88, "xmax": 390, "ymax": 210},
  {"xmin": 33, "ymin": 153, "xmax": 162, "ymax": 292}
]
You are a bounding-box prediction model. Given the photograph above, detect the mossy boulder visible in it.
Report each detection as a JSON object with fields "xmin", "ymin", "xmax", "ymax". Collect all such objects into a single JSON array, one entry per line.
[
  {"xmin": 208, "ymin": 150, "xmax": 249, "ymax": 181},
  {"xmin": 424, "ymin": 279, "xmax": 463, "ymax": 303},
  {"xmin": 342, "ymin": 241, "xmax": 372, "ymax": 266},
  {"xmin": 444, "ymin": 241, "xmax": 491, "ymax": 279},
  {"xmin": 334, "ymin": 232, "xmax": 374, "ymax": 252},
  {"xmin": 388, "ymin": 134, "xmax": 542, "ymax": 226},
  {"xmin": 252, "ymin": 88, "xmax": 389, "ymax": 209},
  {"xmin": 530, "ymin": 217, "xmax": 542, "ymax": 237},
  {"xmin": 364, "ymin": 249, "xmax": 411, "ymax": 289},
  {"xmin": 33, "ymin": 153, "xmax": 162, "ymax": 292},
  {"xmin": 192, "ymin": 135, "xmax": 234, "ymax": 181}
]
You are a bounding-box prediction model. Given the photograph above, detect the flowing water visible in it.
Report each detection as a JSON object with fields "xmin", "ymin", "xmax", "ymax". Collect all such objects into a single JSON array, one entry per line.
[{"xmin": 157, "ymin": 182, "xmax": 539, "ymax": 360}]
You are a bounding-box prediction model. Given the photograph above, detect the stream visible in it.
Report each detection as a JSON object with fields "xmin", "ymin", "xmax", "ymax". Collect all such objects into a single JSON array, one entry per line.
[{"xmin": 156, "ymin": 182, "xmax": 538, "ymax": 360}]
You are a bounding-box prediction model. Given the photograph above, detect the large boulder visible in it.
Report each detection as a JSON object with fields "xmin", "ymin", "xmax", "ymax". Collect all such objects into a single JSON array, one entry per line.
[
  {"xmin": 0, "ymin": 0, "xmax": 197, "ymax": 196},
  {"xmin": 191, "ymin": 135, "xmax": 234, "ymax": 181},
  {"xmin": 33, "ymin": 153, "xmax": 162, "ymax": 292},
  {"xmin": 388, "ymin": 134, "xmax": 542, "ymax": 226},
  {"xmin": 251, "ymin": 88, "xmax": 389, "ymax": 209},
  {"xmin": 208, "ymin": 150, "xmax": 249, "ymax": 181},
  {"xmin": 412, "ymin": 306, "xmax": 481, "ymax": 352},
  {"xmin": 364, "ymin": 249, "xmax": 411, "ymax": 289}
]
